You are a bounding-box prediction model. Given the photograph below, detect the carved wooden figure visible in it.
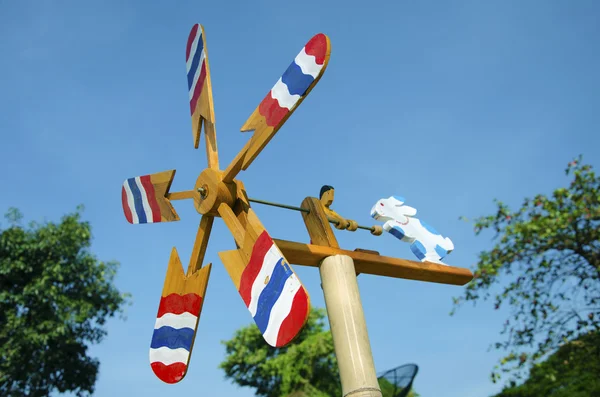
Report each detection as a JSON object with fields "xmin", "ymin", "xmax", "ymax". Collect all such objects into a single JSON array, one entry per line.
[
  {"xmin": 371, "ymin": 196, "xmax": 454, "ymax": 264},
  {"xmin": 319, "ymin": 185, "xmax": 358, "ymax": 231},
  {"xmin": 120, "ymin": 22, "xmax": 472, "ymax": 393}
]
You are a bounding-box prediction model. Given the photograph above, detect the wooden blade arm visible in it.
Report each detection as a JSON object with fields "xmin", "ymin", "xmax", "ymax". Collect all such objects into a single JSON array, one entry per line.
[
  {"xmin": 222, "ymin": 140, "xmax": 251, "ymax": 183},
  {"xmin": 167, "ymin": 190, "xmax": 197, "ymax": 201},
  {"xmin": 187, "ymin": 215, "xmax": 214, "ymax": 274}
]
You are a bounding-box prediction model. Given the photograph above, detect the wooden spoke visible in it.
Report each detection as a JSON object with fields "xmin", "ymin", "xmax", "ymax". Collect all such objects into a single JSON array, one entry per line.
[
  {"xmin": 167, "ymin": 190, "xmax": 196, "ymax": 201},
  {"xmin": 203, "ymin": 120, "xmax": 219, "ymax": 169},
  {"xmin": 187, "ymin": 215, "xmax": 214, "ymax": 274}
]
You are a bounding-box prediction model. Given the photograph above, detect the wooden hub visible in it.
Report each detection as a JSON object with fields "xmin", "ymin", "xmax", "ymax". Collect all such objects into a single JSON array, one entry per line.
[{"xmin": 194, "ymin": 168, "xmax": 237, "ymax": 216}]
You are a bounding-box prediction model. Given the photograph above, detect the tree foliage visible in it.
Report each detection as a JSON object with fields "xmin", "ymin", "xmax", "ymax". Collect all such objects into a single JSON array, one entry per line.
[
  {"xmin": 492, "ymin": 331, "xmax": 600, "ymax": 397},
  {"xmin": 220, "ymin": 308, "xmax": 341, "ymax": 397},
  {"xmin": 0, "ymin": 207, "xmax": 129, "ymax": 396},
  {"xmin": 220, "ymin": 307, "xmax": 419, "ymax": 397},
  {"xmin": 451, "ymin": 156, "xmax": 600, "ymax": 382},
  {"xmin": 378, "ymin": 377, "xmax": 420, "ymax": 397}
]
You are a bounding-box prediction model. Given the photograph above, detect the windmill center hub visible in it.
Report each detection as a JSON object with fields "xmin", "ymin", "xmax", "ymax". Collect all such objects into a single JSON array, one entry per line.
[{"xmin": 193, "ymin": 168, "xmax": 237, "ymax": 216}]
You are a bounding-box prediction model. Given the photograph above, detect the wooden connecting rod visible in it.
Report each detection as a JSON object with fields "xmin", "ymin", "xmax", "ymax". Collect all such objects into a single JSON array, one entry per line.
[{"xmin": 164, "ymin": 190, "xmax": 385, "ymax": 235}]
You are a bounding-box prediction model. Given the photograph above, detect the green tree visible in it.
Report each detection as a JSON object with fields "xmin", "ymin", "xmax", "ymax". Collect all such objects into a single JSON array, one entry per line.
[
  {"xmin": 0, "ymin": 207, "xmax": 129, "ymax": 396},
  {"xmin": 492, "ymin": 331, "xmax": 600, "ymax": 397},
  {"xmin": 220, "ymin": 308, "xmax": 419, "ymax": 397},
  {"xmin": 220, "ymin": 308, "xmax": 340, "ymax": 397},
  {"xmin": 451, "ymin": 156, "xmax": 600, "ymax": 383},
  {"xmin": 378, "ymin": 377, "xmax": 420, "ymax": 397}
]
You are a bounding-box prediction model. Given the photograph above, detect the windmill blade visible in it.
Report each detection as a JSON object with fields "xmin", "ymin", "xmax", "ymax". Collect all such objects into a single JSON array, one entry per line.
[
  {"xmin": 217, "ymin": 185, "xmax": 310, "ymax": 347},
  {"xmin": 222, "ymin": 33, "xmax": 331, "ymax": 183},
  {"xmin": 121, "ymin": 170, "xmax": 180, "ymax": 224},
  {"xmin": 149, "ymin": 215, "xmax": 214, "ymax": 384},
  {"xmin": 218, "ymin": 231, "xmax": 310, "ymax": 348},
  {"xmin": 149, "ymin": 251, "xmax": 211, "ymax": 384},
  {"xmin": 186, "ymin": 23, "xmax": 219, "ymax": 169}
]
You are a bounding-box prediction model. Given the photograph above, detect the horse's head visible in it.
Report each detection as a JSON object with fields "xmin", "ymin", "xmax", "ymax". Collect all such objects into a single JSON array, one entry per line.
[{"xmin": 370, "ymin": 196, "xmax": 417, "ymax": 223}]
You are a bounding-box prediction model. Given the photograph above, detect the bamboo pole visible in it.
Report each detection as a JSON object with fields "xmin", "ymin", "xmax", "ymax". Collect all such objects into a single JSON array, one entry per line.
[
  {"xmin": 320, "ymin": 255, "xmax": 382, "ymax": 397},
  {"xmin": 300, "ymin": 197, "xmax": 382, "ymax": 397}
]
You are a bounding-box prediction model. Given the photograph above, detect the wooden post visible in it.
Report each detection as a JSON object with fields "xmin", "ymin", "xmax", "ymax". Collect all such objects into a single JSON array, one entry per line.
[
  {"xmin": 321, "ymin": 255, "xmax": 381, "ymax": 397},
  {"xmin": 301, "ymin": 197, "xmax": 382, "ymax": 397}
]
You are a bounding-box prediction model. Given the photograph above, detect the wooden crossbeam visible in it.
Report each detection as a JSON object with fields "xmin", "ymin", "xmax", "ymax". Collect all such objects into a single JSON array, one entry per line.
[{"xmin": 273, "ymin": 239, "xmax": 473, "ymax": 286}]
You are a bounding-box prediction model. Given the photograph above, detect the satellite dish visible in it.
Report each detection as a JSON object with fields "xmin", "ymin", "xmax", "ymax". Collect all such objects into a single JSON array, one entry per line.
[{"xmin": 377, "ymin": 363, "xmax": 419, "ymax": 397}]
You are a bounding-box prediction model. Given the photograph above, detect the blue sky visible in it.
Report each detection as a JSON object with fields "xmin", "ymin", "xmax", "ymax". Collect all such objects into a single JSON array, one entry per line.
[{"xmin": 1, "ymin": 0, "xmax": 599, "ymax": 396}]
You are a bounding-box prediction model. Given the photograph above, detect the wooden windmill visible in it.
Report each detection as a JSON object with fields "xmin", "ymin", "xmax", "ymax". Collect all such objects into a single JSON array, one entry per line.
[{"xmin": 121, "ymin": 23, "xmax": 473, "ymax": 396}]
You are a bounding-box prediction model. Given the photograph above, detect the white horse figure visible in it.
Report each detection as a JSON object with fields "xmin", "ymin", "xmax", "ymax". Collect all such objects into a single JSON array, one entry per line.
[{"xmin": 370, "ymin": 196, "xmax": 454, "ymax": 264}]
